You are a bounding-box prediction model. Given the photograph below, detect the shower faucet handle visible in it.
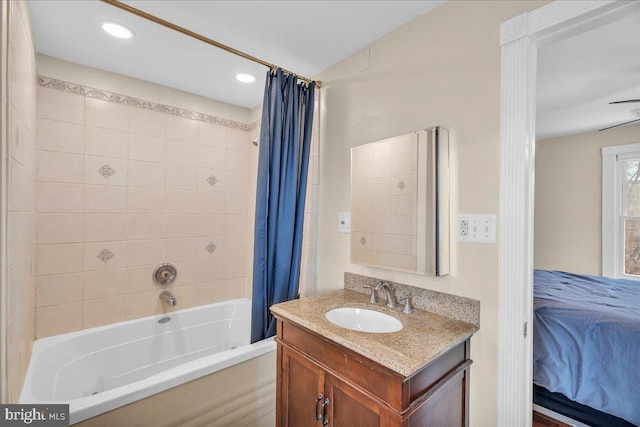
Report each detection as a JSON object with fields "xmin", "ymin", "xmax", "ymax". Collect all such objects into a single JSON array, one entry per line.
[{"xmin": 363, "ymin": 285, "xmax": 378, "ymax": 303}]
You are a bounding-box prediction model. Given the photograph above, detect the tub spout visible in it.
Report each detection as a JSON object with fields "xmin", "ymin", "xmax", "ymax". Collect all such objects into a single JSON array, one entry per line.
[{"xmin": 159, "ymin": 290, "xmax": 177, "ymax": 306}]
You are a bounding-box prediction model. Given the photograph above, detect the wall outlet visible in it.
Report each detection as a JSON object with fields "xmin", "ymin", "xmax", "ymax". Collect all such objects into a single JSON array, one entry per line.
[
  {"xmin": 338, "ymin": 212, "xmax": 351, "ymax": 233},
  {"xmin": 456, "ymin": 214, "xmax": 496, "ymax": 243}
]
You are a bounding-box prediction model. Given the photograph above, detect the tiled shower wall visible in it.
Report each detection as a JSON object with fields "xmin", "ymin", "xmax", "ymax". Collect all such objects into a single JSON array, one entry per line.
[
  {"xmin": 35, "ymin": 79, "xmax": 257, "ymax": 339},
  {"xmin": 6, "ymin": 0, "xmax": 38, "ymax": 402}
]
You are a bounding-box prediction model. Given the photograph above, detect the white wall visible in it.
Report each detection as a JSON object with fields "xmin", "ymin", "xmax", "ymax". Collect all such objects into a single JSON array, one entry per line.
[
  {"xmin": 314, "ymin": 1, "xmax": 548, "ymax": 425},
  {"xmin": 535, "ymin": 123, "xmax": 640, "ymax": 275}
]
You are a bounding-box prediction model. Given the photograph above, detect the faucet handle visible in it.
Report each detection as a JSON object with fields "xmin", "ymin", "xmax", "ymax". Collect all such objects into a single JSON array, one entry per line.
[
  {"xmin": 398, "ymin": 296, "xmax": 413, "ymax": 314},
  {"xmin": 363, "ymin": 285, "xmax": 377, "ymax": 303}
]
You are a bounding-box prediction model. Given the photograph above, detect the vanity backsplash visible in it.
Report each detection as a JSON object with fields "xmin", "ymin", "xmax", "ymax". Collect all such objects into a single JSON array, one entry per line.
[{"xmin": 344, "ymin": 272, "xmax": 480, "ymax": 328}]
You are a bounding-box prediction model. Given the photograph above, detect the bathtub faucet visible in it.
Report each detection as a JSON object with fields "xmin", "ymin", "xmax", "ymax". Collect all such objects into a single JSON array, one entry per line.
[{"xmin": 159, "ymin": 290, "xmax": 177, "ymax": 306}]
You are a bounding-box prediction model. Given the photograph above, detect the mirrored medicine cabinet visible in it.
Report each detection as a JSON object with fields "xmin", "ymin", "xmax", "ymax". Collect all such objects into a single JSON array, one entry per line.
[{"xmin": 350, "ymin": 126, "xmax": 450, "ymax": 276}]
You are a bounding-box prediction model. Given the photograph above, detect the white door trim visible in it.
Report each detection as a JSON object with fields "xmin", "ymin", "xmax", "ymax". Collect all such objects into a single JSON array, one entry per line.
[{"xmin": 498, "ymin": 1, "xmax": 640, "ymax": 426}]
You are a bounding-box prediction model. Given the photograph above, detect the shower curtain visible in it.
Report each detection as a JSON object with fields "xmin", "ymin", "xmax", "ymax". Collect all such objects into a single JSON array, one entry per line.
[{"xmin": 251, "ymin": 69, "xmax": 315, "ymax": 343}]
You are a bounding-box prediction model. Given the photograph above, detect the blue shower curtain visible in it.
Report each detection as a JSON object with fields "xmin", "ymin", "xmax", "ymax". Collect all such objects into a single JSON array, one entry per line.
[{"xmin": 251, "ymin": 69, "xmax": 315, "ymax": 343}]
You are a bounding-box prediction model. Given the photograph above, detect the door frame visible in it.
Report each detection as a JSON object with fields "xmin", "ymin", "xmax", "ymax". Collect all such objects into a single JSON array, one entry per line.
[{"xmin": 497, "ymin": 1, "xmax": 640, "ymax": 425}]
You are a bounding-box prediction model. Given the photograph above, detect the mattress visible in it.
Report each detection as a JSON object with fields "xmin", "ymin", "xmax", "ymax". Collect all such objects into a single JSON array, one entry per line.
[{"xmin": 533, "ymin": 270, "xmax": 640, "ymax": 426}]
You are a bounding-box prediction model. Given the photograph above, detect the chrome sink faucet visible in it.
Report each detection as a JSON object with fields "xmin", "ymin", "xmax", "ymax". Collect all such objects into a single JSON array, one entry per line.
[{"xmin": 375, "ymin": 281, "xmax": 397, "ymax": 308}]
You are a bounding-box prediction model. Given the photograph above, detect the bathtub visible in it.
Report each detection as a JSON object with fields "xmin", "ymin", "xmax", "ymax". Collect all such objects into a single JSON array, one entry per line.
[{"xmin": 20, "ymin": 298, "xmax": 277, "ymax": 426}]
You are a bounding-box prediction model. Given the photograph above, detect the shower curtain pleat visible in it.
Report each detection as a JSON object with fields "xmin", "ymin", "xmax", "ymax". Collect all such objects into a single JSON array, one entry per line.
[{"xmin": 251, "ymin": 69, "xmax": 315, "ymax": 343}]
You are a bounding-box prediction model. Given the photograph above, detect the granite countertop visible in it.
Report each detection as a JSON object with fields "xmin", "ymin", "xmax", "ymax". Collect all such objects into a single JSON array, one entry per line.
[{"xmin": 270, "ymin": 289, "xmax": 478, "ymax": 377}]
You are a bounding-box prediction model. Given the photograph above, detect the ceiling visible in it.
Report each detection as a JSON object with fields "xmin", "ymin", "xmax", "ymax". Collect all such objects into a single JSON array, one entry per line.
[
  {"xmin": 536, "ymin": 12, "xmax": 640, "ymax": 140},
  {"xmin": 27, "ymin": 0, "xmax": 444, "ymax": 109},
  {"xmin": 27, "ymin": 2, "xmax": 640, "ymax": 137}
]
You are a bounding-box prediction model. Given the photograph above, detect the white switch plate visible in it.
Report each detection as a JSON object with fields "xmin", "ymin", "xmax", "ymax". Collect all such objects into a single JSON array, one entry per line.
[
  {"xmin": 338, "ymin": 212, "xmax": 351, "ymax": 233},
  {"xmin": 456, "ymin": 214, "xmax": 496, "ymax": 243}
]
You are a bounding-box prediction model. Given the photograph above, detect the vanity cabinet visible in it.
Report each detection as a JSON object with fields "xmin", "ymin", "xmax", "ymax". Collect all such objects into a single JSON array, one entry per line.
[{"xmin": 275, "ymin": 317, "xmax": 472, "ymax": 427}]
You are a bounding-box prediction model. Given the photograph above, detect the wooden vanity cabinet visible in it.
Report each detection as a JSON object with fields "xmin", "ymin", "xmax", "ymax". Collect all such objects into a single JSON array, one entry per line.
[{"xmin": 275, "ymin": 317, "xmax": 472, "ymax": 427}]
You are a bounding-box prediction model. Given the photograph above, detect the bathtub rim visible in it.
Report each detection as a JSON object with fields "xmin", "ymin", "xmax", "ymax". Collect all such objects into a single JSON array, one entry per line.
[{"xmin": 20, "ymin": 298, "xmax": 276, "ymax": 425}]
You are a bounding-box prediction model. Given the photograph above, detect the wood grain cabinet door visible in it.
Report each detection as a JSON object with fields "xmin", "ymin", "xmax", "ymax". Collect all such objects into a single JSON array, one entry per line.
[
  {"xmin": 325, "ymin": 374, "xmax": 393, "ymax": 427},
  {"xmin": 281, "ymin": 346, "xmax": 326, "ymax": 426}
]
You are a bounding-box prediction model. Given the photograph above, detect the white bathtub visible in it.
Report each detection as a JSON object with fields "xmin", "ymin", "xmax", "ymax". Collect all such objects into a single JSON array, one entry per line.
[{"xmin": 20, "ymin": 298, "xmax": 276, "ymax": 425}]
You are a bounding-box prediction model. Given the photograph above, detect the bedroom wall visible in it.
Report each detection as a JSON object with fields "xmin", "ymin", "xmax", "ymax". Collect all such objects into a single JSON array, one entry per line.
[
  {"xmin": 534, "ymin": 123, "xmax": 640, "ymax": 275},
  {"xmin": 313, "ymin": 1, "xmax": 548, "ymax": 425}
]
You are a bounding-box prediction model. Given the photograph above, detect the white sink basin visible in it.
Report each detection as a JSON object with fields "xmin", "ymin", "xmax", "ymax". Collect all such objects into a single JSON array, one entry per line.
[{"xmin": 325, "ymin": 307, "xmax": 402, "ymax": 333}]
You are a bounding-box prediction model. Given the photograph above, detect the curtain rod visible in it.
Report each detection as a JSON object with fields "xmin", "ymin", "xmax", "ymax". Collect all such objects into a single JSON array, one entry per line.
[{"xmin": 100, "ymin": 0, "xmax": 321, "ymax": 88}]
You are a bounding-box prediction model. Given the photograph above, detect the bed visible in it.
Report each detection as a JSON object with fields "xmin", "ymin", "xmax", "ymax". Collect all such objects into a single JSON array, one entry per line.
[{"xmin": 533, "ymin": 270, "xmax": 640, "ymax": 427}]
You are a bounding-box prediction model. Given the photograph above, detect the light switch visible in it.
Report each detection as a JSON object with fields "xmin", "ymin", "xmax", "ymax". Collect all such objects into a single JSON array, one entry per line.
[
  {"xmin": 338, "ymin": 212, "xmax": 351, "ymax": 233},
  {"xmin": 456, "ymin": 214, "xmax": 496, "ymax": 243}
]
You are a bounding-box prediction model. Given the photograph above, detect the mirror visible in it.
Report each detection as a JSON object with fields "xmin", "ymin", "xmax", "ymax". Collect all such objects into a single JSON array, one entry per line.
[{"xmin": 351, "ymin": 127, "xmax": 449, "ymax": 276}]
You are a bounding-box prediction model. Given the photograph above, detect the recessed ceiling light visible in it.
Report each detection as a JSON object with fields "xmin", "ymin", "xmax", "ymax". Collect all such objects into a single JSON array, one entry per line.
[
  {"xmin": 236, "ymin": 73, "xmax": 256, "ymax": 83},
  {"xmin": 102, "ymin": 22, "xmax": 134, "ymax": 39}
]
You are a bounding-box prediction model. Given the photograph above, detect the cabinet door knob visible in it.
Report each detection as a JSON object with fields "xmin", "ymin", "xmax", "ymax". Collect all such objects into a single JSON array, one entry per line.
[
  {"xmin": 314, "ymin": 394, "xmax": 324, "ymax": 421},
  {"xmin": 321, "ymin": 398, "xmax": 330, "ymax": 425}
]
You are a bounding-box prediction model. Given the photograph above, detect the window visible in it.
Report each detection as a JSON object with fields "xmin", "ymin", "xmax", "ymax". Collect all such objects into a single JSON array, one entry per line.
[{"xmin": 602, "ymin": 142, "xmax": 640, "ymax": 279}]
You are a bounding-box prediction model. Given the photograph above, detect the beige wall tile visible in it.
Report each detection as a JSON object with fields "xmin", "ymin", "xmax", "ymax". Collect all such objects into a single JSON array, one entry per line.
[
  {"xmin": 166, "ymin": 285, "xmax": 195, "ymax": 311},
  {"xmin": 197, "ymin": 237, "xmax": 224, "ymax": 259},
  {"xmin": 128, "ymin": 188, "xmax": 165, "ymax": 214},
  {"xmin": 128, "ymin": 160, "xmax": 165, "ymax": 188},
  {"xmin": 198, "ymin": 122, "xmax": 226, "ymax": 148},
  {"xmin": 125, "ymin": 265, "xmax": 157, "ymax": 293},
  {"xmin": 85, "ymin": 127, "xmax": 128, "ymax": 159},
  {"xmin": 84, "ymin": 241, "xmax": 127, "ymax": 271},
  {"xmin": 84, "ymin": 185, "xmax": 127, "ymax": 213},
  {"xmin": 197, "ymin": 145, "xmax": 226, "ymax": 170},
  {"xmin": 225, "ymin": 237, "xmax": 247, "ymax": 258},
  {"xmin": 36, "ymin": 243, "xmax": 83, "ymax": 276},
  {"xmin": 37, "ymin": 119, "xmax": 84, "ymax": 154},
  {"xmin": 37, "ymin": 150, "xmax": 84, "ymax": 183},
  {"xmin": 37, "ymin": 214, "xmax": 83, "ymax": 244},
  {"xmin": 37, "ymin": 182, "xmax": 83, "ymax": 213},
  {"xmin": 164, "ymin": 214, "xmax": 197, "ymax": 238},
  {"xmin": 85, "ymin": 97, "xmax": 127, "ymax": 132},
  {"xmin": 125, "ymin": 290, "xmax": 162, "ymax": 320},
  {"xmin": 225, "ymin": 150, "xmax": 248, "ymax": 172},
  {"xmin": 127, "ymin": 214, "xmax": 165, "ymax": 240},
  {"xmin": 128, "ymin": 134, "xmax": 166, "ymax": 163},
  {"xmin": 83, "ymin": 296, "xmax": 127, "ymax": 329},
  {"xmin": 166, "ymin": 140, "xmax": 198, "ymax": 167},
  {"xmin": 38, "ymin": 87, "xmax": 84, "ymax": 124},
  {"xmin": 127, "ymin": 239, "xmax": 166, "ymax": 267},
  {"xmin": 196, "ymin": 214, "xmax": 225, "ymax": 237},
  {"xmin": 225, "ymin": 257, "xmax": 247, "ymax": 279},
  {"xmin": 194, "ymin": 282, "xmax": 224, "ymax": 305},
  {"xmin": 166, "ymin": 115, "xmax": 198, "ymax": 143},
  {"xmin": 197, "ymin": 168, "xmax": 225, "ymax": 192},
  {"xmin": 36, "ymin": 302, "xmax": 82, "ymax": 338},
  {"xmin": 166, "ymin": 164, "xmax": 197, "ymax": 190},
  {"xmin": 391, "ymin": 194, "xmax": 413, "ymax": 215},
  {"xmin": 9, "ymin": 159, "xmax": 36, "ymax": 212},
  {"xmin": 84, "ymin": 268, "xmax": 127, "ymax": 300},
  {"xmin": 171, "ymin": 261, "xmax": 197, "ymax": 286},
  {"xmin": 196, "ymin": 259, "xmax": 226, "ymax": 282},
  {"xmin": 8, "ymin": 104, "xmax": 24, "ymax": 164},
  {"xmin": 165, "ymin": 190, "xmax": 197, "ymax": 214},
  {"xmin": 225, "ymin": 193, "xmax": 248, "ymax": 214},
  {"xmin": 223, "ymin": 278, "xmax": 246, "ymax": 300},
  {"xmin": 84, "ymin": 214, "xmax": 127, "ymax": 242},
  {"xmin": 36, "ymin": 273, "xmax": 83, "ymax": 307},
  {"xmin": 197, "ymin": 191, "xmax": 225, "ymax": 214},
  {"xmin": 84, "ymin": 156, "xmax": 127, "ymax": 186},
  {"xmin": 165, "ymin": 238, "xmax": 197, "ymax": 262},
  {"xmin": 226, "ymin": 128, "xmax": 249, "ymax": 152},
  {"xmin": 129, "ymin": 107, "xmax": 165, "ymax": 138},
  {"xmin": 225, "ymin": 171, "xmax": 249, "ymax": 194},
  {"xmin": 224, "ymin": 215, "xmax": 248, "ymax": 236}
]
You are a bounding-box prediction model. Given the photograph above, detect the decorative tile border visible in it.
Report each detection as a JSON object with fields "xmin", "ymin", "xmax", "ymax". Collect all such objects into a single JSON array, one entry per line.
[{"xmin": 39, "ymin": 76, "xmax": 260, "ymax": 132}]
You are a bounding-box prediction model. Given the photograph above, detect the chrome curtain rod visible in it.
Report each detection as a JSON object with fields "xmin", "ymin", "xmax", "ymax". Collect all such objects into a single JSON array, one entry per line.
[{"xmin": 100, "ymin": 0, "xmax": 321, "ymax": 88}]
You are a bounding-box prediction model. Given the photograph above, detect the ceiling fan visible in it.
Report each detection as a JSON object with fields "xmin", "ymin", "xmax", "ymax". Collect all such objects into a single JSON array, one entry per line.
[{"xmin": 599, "ymin": 99, "xmax": 640, "ymax": 131}]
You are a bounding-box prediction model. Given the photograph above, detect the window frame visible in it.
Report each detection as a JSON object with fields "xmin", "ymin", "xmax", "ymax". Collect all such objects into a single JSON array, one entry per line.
[{"xmin": 602, "ymin": 142, "xmax": 640, "ymax": 280}]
